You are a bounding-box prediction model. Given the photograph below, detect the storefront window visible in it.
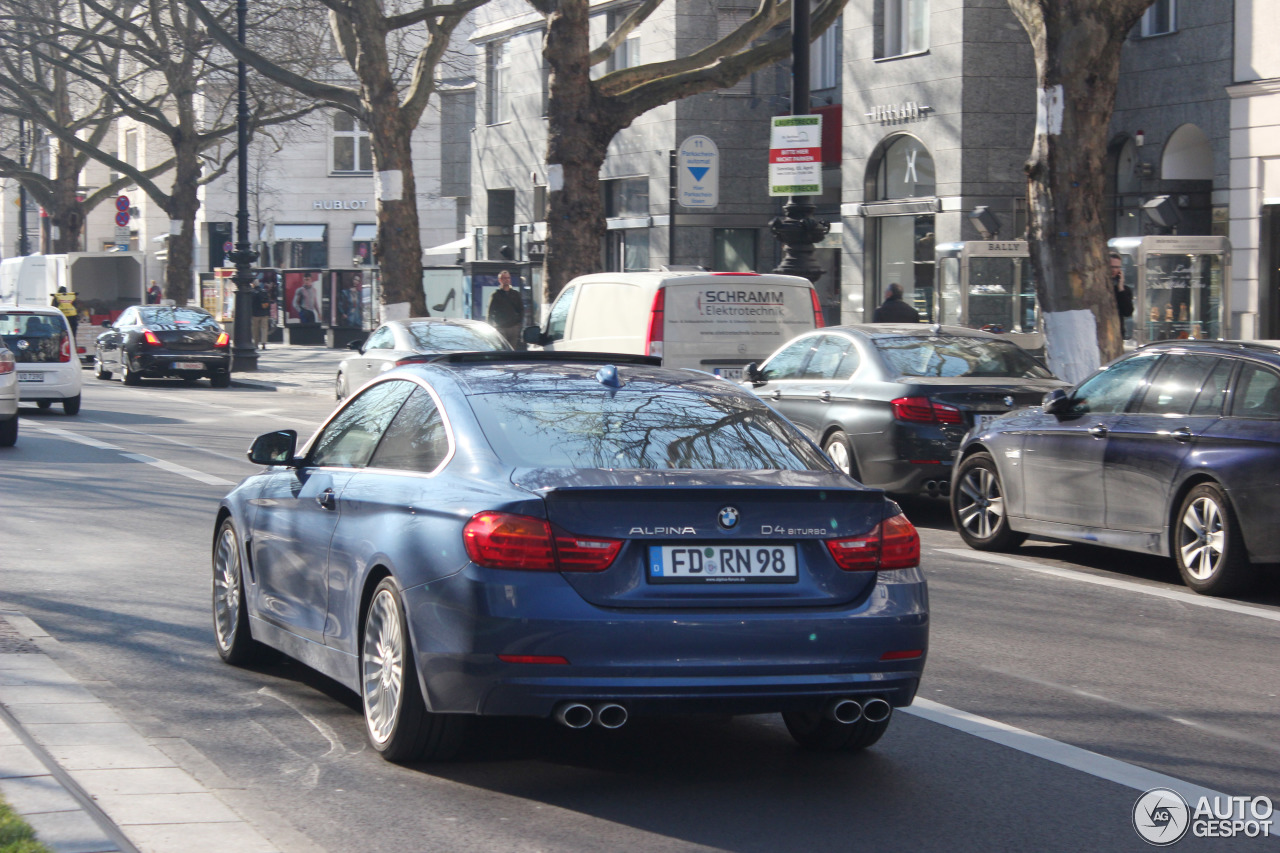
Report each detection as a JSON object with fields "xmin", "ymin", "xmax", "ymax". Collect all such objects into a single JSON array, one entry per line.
[
  {"xmin": 713, "ymin": 228, "xmax": 756, "ymax": 272},
  {"xmin": 868, "ymin": 136, "xmax": 936, "ymax": 320},
  {"xmin": 1142, "ymin": 252, "xmax": 1223, "ymax": 342}
]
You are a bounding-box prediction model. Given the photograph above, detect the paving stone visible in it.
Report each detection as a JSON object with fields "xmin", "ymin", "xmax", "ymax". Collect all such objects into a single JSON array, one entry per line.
[
  {"xmin": 0, "ymin": 683, "xmax": 102, "ymax": 705},
  {"xmin": 125, "ymin": 822, "xmax": 279, "ymax": 853},
  {"xmin": 93, "ymin": 792, "xmax": 243, "ymax": 826},
  {"xmin": 23, "ymin": 809, "xmax": 120, "ymax": 853},
  {"xmin": 0, "ymin": 743, "xmax": 49, "ymax": 778},
  {"xmin": 26, "ymin": 723, "xmax": 152, "ymax": 748},
  {"xmin": 0, "ymin": 774, "xmax": 81, "ymax": 814},
  {"xmin": 8, "ymin": 702, "xmax": 123, "ymax": 726},
  {"xmin": 44, "ymin": 742, "xmax": 176, "ymax": 772},
  {"xmin": 67, "ymin": 767, "xmax": 207, "ymax": 797}
]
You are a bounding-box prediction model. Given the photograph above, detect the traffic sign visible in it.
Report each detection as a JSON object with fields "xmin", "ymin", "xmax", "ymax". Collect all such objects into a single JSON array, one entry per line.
[
  {"xmin": 768, "ymin": 115, "xmax": 823, "ymax": 196},
  {"xmin": 115, "ymin": 211, "xmax": 130, "ymax": 227},
  {"xmin": 677, "ymin": 135, "xmax": 719, "ymax": 208},
  {"xmin": 115, "ymin": 195, "xmax": 130, "ymax": 212}
]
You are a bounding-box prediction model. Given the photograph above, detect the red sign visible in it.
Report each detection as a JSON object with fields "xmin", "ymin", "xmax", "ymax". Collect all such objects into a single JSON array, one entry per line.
[
  {"xmin": 115, "ymin": 211, "xmax": 130, "ymax": 227},
  {"xmin": 115, "ymin": 195, "xmax": 130, "ymax": 212}
]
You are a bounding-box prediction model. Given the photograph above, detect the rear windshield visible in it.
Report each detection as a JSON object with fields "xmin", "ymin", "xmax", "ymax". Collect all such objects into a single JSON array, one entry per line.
[
  {"xmin": 468, "ymin": 389, "xmax": 829, "ymax": 471},
  {"xmin": 0, "ymin": 312, "xmax": 67, "ymax": 363},
  {"xmin": 874, "ymin": 336, "xmax": 1053, "ymax": 379},
  {"xmin": 138, "ymin": 307, "xmax": 220, "ymax": 330},
  {"xmin": 407, "ymin": 322, "xmax": 510, "ymax": 352}
]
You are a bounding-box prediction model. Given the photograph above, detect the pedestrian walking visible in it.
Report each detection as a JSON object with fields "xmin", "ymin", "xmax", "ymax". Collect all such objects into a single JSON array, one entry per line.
[
  {"xmin": 146, "ymin": 281, "xmax": 163, "ymax": 304},
  {"xmin": 252, "ymin": 280, "xmax": 273, "ymax": 349},
  {"xmin": 1110, "ymin": 252, "xmax": 1134, "ymax": 339},
  {"xmin": 486, "ymin": 269, "xmax": 524, "ymax": 348},
  {"xmin": 51, "ymin": 286, "xmax": 79, "ymax": 338},
  {"xmin": 872, "ymin": 283, "xmax": 920, "ymax": 323}
]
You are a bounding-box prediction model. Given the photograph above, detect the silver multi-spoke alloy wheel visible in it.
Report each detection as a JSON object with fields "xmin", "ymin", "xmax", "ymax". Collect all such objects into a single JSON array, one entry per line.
[
  {"xmin": 956, "ymin": 466, "xmax": 1004, "ymax": 540},
  {"xmin": 826, "ymin": 437, "xmax": 851, "ymax": 474},
  {"xmin": 212, "ymin": 524, "xmax": 242, "ymax": 654},
  {"xmin": 362, "ymin": 588, "xmax": 406, "ymax": 746},
  {"xmin": 1179, "ymin": 495, "xmax": 1225, "ymax": 582}
]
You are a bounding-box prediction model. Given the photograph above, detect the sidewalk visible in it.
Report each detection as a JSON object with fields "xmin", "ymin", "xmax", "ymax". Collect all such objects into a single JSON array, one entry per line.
[{"xmin": 228, "ymin": 344, "xmax": 348, "ymax": 399}]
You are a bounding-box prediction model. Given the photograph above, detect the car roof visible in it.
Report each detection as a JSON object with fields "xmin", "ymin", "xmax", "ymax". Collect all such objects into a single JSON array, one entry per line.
[
  {"xmin": 391, "ymin": 351, "xmax": 738, "ymax": 396},
  {"xmin": 1136, "ymin": 339, "xmax": 1280, "ymax": 359},
  {"xmin": 0, "ymin": 304, "xmax": 62, "ymax": 315},
  {"xmin": 814, "ymin": 323, "xmax": 1005, "ymax": 342},
  {"xmin": 392, "ymin": 317, "xmax": 495, "ymax": 329}
]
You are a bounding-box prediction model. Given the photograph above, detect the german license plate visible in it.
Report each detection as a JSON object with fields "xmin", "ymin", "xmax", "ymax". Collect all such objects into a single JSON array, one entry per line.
[
  {"xmin": 714, "ymin": 367, "xmax": 744, "ymax": 381},
  {"xmin": 17, "ymin": 373, "xmax": 42, "ymax": 382},
  {"xmin": 972, "ymin": 414, "xmax": 999, "ymax": 432},
  {"xmin": 648, "ymin": 545, "xmax": 798, "ymax": 584},
  {"xmin": 173, "ymin": 361, "xmax": 203, "ymax": 370}
]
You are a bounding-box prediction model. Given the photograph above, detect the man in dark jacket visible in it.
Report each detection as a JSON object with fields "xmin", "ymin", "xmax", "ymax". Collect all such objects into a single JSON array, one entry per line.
[
  {"xmin": 872, "ymin": 283, "xmax": 920, "ymax": 323},
  {"xmin": 486, "ymin": 269, "xmax": 524, "ymax": 348},
  {"xmin": 1110, "ymin": 252, "xmax": 1134, "ymax": 339}
]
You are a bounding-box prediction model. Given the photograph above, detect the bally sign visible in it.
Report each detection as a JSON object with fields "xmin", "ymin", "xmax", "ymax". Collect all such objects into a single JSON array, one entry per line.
[{"xmin": 768, "ymin": 115, "xmax": 822, "ymax": 197}]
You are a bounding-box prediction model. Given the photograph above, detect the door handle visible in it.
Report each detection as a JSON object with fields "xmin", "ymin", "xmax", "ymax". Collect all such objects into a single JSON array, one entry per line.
[
  {"xmin": 1170, "ymin": 427, "xmax": 1193, "ymax": 442},
  {"xmin": 819, "ymin": 391, "xmax": 831, "ymax": 402},
  {"xmin": 1088, "ymin": 424, "xmax": 1109, "ymax": 438},
  {"xmin": 316, "ymin": 488, "xmax": 337, "ymax": 510}
]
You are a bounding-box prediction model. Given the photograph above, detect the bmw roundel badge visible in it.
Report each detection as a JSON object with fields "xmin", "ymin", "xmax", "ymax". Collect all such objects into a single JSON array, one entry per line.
[{"xmin": 718, "ymin": 506, "xmax": 740, "ymax": 530}]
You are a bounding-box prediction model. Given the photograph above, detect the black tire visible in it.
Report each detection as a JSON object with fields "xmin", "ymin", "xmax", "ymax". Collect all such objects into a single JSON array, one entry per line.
[
  {"xmin": 121, "ymin": 360, "xmax": 140, "ymax": 385},
  {"xmin": 823, "ymin": 430, "xmax": 860, "ymax": 481},
  {"xmin": 62, "ymin": 395, "xmax": 80, "ymax": 416},
  {"xmin": 1173, "ymin": 483, "xmax": 1254, "ymax": 596},
  {"xmin": 361, "ymin": 578, "xmax": 468, "ymax": 762},
  {"xmin": 36, "ymin": 400, "xmax": 52, "ymax": 410},
  {"xmin": 212, "ymin": 519, "xmax": 262, "ymax": 665},
  {"xmin": 0, "ymin": 417, "xmax": 17, "ymax": 448},
  {"xmin": 783, "ymin": 708, "xmax": 892, "ymax": 752},
  {"xmin": 951, "ymin": 452, "xmax": 1026, "ymax": 551},
  {"xmin": 93, "ymin": 357, "xmax": 112, "ymax": 380},
  {"xmin": 210, "ymin": 372, "xmax": 231, "ymax": 388}
]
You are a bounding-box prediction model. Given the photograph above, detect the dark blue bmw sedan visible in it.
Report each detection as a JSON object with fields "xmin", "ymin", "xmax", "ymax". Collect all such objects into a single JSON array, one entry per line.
[
  {"xmin": 952, "ymin": 340, "xmax": 1280, "ymax": 596},
  {"xmin": 213, "ymin": 353, "xmax": 927, "ymax": 761}
]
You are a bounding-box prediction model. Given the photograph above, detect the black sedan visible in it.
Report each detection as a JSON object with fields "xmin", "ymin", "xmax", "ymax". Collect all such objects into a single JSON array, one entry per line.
[
  {"xmin": 335, "ymin": 317, "xmax": 510, "ymax": 399},
  {"xmin": 743, "ymin": 324, "xmax": 1067, "ymax": 498},
  {"xmin": 952, "ymin": 340, "xmax": 1280, "ymax": 595},
  {"xmin": 94, "ymin": 305, "xmax": 231, "ymax": 387}
]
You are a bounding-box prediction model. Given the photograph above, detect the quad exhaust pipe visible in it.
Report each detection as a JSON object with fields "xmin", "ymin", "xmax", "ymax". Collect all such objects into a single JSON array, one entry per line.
[
  {"xmin": 822, "ymin": 696, "xmax": 893, "ymax": 725},
  {"xmin": 553, "ymin": 701, "xmax": 629, "ymax": 729}
]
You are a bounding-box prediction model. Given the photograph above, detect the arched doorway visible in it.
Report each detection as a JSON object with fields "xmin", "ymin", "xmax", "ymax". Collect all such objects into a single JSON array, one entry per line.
[{"xmin": 864, "ymin": 134, "xmax": 936, "ymax": 320}]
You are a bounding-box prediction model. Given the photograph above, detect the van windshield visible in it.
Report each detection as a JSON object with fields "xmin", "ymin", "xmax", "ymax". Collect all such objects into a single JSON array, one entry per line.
[{"xmin": 0, "ymin": 312, "xmax": 68, "ymax": 363}]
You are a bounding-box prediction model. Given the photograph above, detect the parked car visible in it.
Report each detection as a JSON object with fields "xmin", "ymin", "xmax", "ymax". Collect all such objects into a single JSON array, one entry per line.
[
  {"xmin": 0, "ymin": 305, "xmax": 83, "ymax": 415},
  {"xmin": 0, "ymin": 342, "xmax": 17, "ymax": 446},
  {"xmin": 335, "ymin": 317, "xmax": 510, "ymax": 400},
  {"xmin": 742, "ymin": 324, "xmax": 1067, "ymax": 498},
  {"xmin": 94, "ymin": 305, "xmax": 231, "ymax": 387},
  {"xmin": 951, "ymin": 340, "xmax": 1280, "ymax": 596},
  {"xmin": 523, "ymin": 270, "xmax": 822, "ymax": 380},
  {"xmin": 214, "ymin": 352, "xmax": 927, "ymax": 762}
]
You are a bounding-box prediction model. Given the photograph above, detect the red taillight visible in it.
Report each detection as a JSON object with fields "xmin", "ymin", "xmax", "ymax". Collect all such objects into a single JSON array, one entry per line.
[
  {"xmin": 214, "ymin": 332, "xmax": 230, "ymax": 348},
  {"xmin": 645, "ymin": 289, "xmax": 665, "ymax": 360},
  {"xmin": 462, "ymin": 512, "xmax": 621, "ymax": 572},
  {"xmin": 59, "ymin": 337, "xmax": 71, "ymax": 363},
  {"xmin": 825, "ymin": 513, "xmax": 920, "ymax": 571},
  {"xmin": 891, "ymin": 396, "xmax": 962, "ymax": 425},
  {"xmin": 809, "ymin": 288, "xmax": 825, "ymax": 328},
  {"xmin": 497, "ymin": 654, "xmax": 570, "ymax": 665},
  {"xmin": 142, "ymin": 329, "xmax": 162, "ymax": 347},
  {"xmin": 880, "ymin": 649, "xmax": 924, "ymax": 661},
  {"xmin": 0, "ymin": 352, "xmax": 13, "ymax": 375}
]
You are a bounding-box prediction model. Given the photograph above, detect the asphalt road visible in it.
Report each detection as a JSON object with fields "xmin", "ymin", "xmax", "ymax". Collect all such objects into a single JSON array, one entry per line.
[{"xmin": 2, "ymin": 376, "xmax": 1278, "ymax": 852}]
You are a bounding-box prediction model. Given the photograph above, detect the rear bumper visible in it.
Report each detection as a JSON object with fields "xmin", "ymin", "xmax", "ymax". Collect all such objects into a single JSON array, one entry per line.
[
  {"xmin": 401, "ymin": 566, "xmax": 928, "ymax": 718},
  {"xmin": 133, "ymin": 351, "xmax": 230, "ymax": 376},
  {"xmin": 16, "ymin": 369, "xmax": 81, "ymax": 401}
]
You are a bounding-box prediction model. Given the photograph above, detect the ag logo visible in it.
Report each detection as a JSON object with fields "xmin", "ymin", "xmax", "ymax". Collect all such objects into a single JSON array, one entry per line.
[
  {"xmin": 717, "ymin": 506, "xmax": 739, "ymax": 530},
  {"xmin": 1133, "ymin": 788, "xmax": 1190, "ymax": 846}
]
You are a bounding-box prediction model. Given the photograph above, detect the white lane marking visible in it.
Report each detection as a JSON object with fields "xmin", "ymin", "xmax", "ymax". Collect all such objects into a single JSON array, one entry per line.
[
  {"xmin": 27, "ymin": 423, "xmax": 235, "ymax": 487},
  {"xmin": 905, "ymin": 698, "xmax": 1229, "ymax": 804},
  {"xmin": 80, "ymin": 417, "xmax": 249, "ymax": 464},
  {"xmin": 936, "ymin": 548, "xmax": 1280, "ymax": 624}
]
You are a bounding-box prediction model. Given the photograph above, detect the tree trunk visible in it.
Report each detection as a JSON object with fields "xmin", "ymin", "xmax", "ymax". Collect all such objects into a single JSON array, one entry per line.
[
  {"xmin": 542, "ymin": 0, "xmax": 625, "ymax": 303},
  {"xmin": 1009, "ymin": 0, "xmax": 1153, "ymax": 383},
  {"xmin": 166, "ymin": 147, "xmax": 203, "ymax": 306},
  {"xmin": 369, "ymin": 112, "xmax": 426, "ymax": 315}
]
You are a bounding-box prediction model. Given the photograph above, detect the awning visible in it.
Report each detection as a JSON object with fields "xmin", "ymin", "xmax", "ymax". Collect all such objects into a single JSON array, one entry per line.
[
  {"xmin": 272, "ymin": 224, "xmax": 327, "ymax": 241},
  {"xmin": 352, "ymin": 224, "xmax": 377, "ymax": 241},
  {"xmin": 422, "ymin": 237, "xmax": 469, "ymax": 256},
  {"xmin": 151, "ymin": 234, "xmax": 169, "ymax": 243}
]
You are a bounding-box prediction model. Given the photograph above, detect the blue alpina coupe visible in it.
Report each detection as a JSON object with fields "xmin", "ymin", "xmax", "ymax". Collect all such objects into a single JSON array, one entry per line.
[{"xmin": 213, "ymin": 353, "xmax": 927, "ymax": 761}]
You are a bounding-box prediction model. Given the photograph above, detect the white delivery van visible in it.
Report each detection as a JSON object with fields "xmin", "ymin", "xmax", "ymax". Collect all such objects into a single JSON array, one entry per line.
[{"xmin": 523, "ymin": 271, "xmax": 822, "ymax": 380}]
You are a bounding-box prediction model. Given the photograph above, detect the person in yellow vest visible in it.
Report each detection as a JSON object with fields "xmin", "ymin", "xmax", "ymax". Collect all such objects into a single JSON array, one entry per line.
[{"xmin": 51, "ymin": 286, "xmax": 78, "ymax": 338}]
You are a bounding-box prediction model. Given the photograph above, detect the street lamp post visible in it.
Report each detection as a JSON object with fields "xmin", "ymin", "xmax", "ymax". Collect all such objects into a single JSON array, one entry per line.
[
  {"xmin": 770, "ymin": 0, "xmax": 828, "ymax": 284},
  {"xmin": 17, "ymin": 117, "xmax": 29, "ymax": 257},
  {"xmin": 229, "ymin": 0, "xmax": 259, "ymax": 371}
]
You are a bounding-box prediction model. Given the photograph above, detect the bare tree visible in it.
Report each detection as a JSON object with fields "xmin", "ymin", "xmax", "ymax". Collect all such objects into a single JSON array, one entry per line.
[
  {"xmin": 524, "ymin": 0, "xmax": 844, "ymax": 301},
  {"xmin": 188, "ymin": 0, "xmax": 489, "ymax": 315},
  {"xmin": 1007, "ymin": 0, "xmax": 1156, "ymax": 382},
  {"xmin": 0, "ymin": 0, "xmax": 319, "ymax": 302}
]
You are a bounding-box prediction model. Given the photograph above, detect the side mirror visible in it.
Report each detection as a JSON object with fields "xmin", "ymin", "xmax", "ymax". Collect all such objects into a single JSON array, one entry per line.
[
  {"xmin": 101, "ymin": 321, "xmax": 113, "ymax": 329},
  {"xmin": 521, "ymin": 325, "xmax": 544, "ymax": 346},
  {"xmin": 1042, "ymin": 389, "xmax": 1071, "ymax": 415},
  {"xmin": 345, "ymin": 338, "xmax": 365, "ymax": 351},
  {"xmin": 247, "ymin": 429, "xmax": 298, "ymax": 466},
  {"xmin": 744, "ymin": 362, "xmax": 764, "ymax": 384}
]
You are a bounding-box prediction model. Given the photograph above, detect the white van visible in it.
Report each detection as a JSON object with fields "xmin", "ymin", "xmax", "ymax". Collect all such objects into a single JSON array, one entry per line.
[{"xmin": 523, "ymin": 271, "xmax": 822, "ymax": 380}]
